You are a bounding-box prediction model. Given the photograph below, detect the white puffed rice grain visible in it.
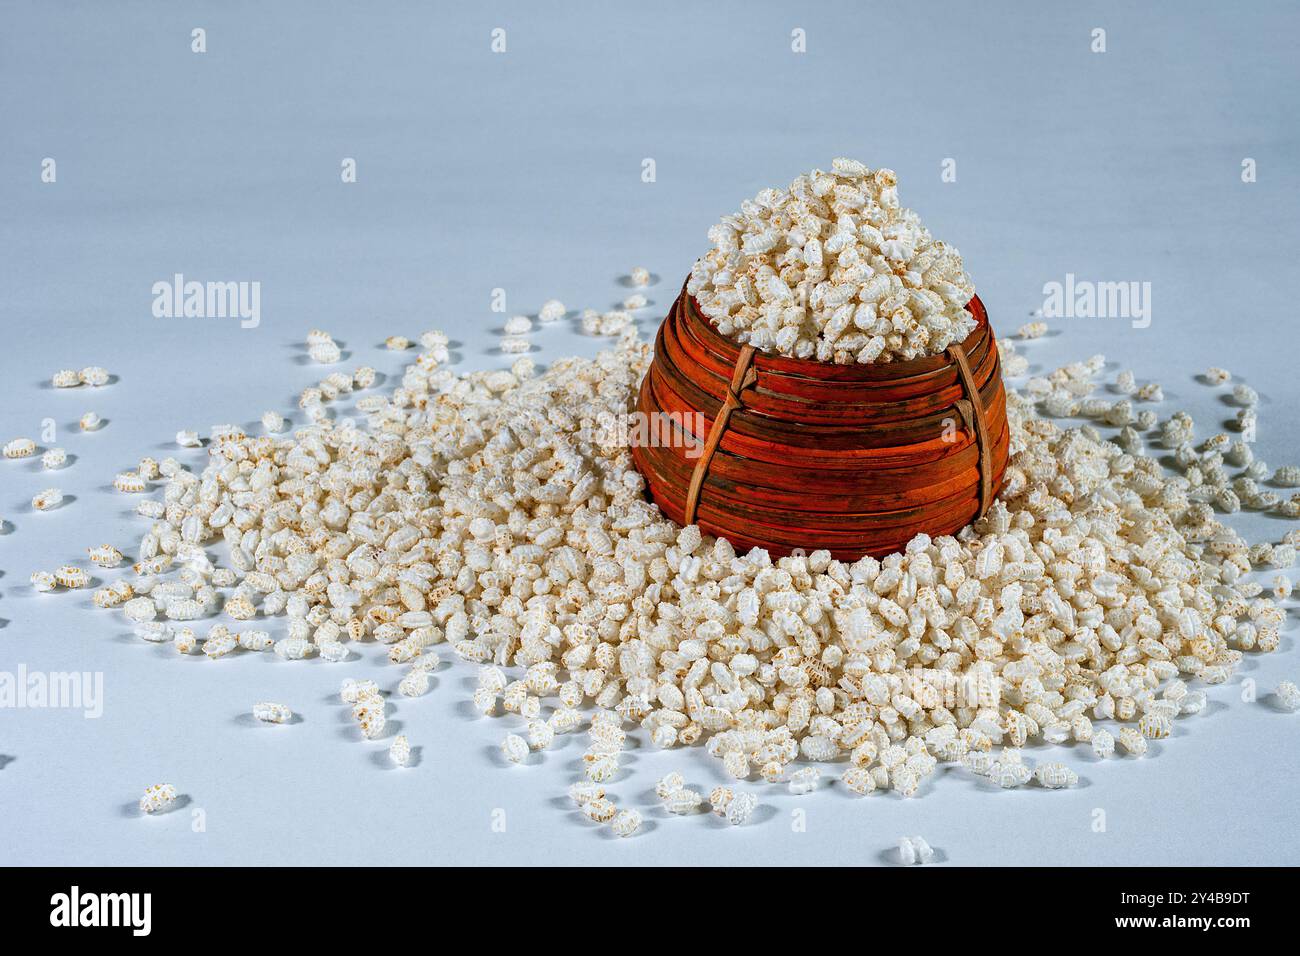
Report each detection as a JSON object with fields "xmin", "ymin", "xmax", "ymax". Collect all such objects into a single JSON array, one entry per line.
[
  {"xmin": 788, "ymin": 767, "xmax": 820, "ymax": 795},
  {"xmin": 138, "ymin": 784, "xmax": 177, "ymax": 814},
  {"xmin": 31, "ymin": 488, "xmax": 63, "ymax": 511},
  {"xmin": 253, "ymin": 701, "xmax": 292, "ymax": 723},
  {"xmin": 610, "ymin": 808, "xmax": 642, "ymax": 837},
  {"xmin": 537, "ymin": 299, "xmax": 566, "ymax": 323},
  {"xmin": 1276, "ymin": 681, "xmax": 1300, "ymax": 712},
  {"xmin": 41, "ymin": 447, "xmax": 66, "ymax": 469},
  {"xmin": 1033, "ymin": 762, "xmax": 1078, "ymax": 789},
  {"xmin": 664, "ymin": 788, "xmax": 704, "ymax": 814},
  {"xmin": 501, "ymin": 733, "xmax": 529, "ymax": 765},
  {"xmin": 79, "ymin": 412, "xmax": 101, "ymax": 431},
  {"xmin": 581, "ymin": 798, "xmax": 616, "ymax": 824},
  {"xmin": 630, "ymin": 266, "xmax": 651, "ymax": 287},
  {"xmin": 389, "ymin": 735, "xmax": 411, "ymax": 766},
  {"xmin": 725, "ymin": 791, "xmax": 757, "ymax": 826}
]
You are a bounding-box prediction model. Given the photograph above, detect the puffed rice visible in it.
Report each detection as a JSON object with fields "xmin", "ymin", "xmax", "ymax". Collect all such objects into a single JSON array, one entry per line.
[
  {"xmin": 41, "ymin": 264, "xmax": 1300, "ymax": 837},
  {"xmin": 725, "ymin": 791, "xmax": 758, "ymax": 826},
  {"xmin": 690, "ymin": 160, "xmax": 976, "ymax": 363},
  {"xmin": 4, "ymin": 438, "xmax": 36, "ymax": 459},
  {"xmin": 1033, "ymin": 762, "xmax": 1078, "ymax": 789},
  {"xmin": 389, "ymin": 735, "xmax": 412, "ymax": 766},
  {"xmin": 537, "ymin": 299, "xmax": 566, "ymax": 323},
  {"xmin": 41, "ymin": 447, "xmax": 66, "ymax": 469},
  {"xmin": 581, "ymin": 797, "xmax": 617, "ymax": 823},
  {"xmin": 253, "ymin": 702, "xmax": 293, "ymax": 723},
  {"xmin": 31, "ymin": 571, "xmax": 58, "ymax": 592},
  {"xmin": 79, "ymin": 412, "xmax": 101, "ymax": 431},
  {"xmin": 501, "ymin": 733, "xmax": 529, "ymax": 764},
  {"xmin": 1276, "ymin": 681, "xmax": 1300, "ymax": 712},
  {"xmin": 113, "ymin": 472, "xmax": 146, "ymax": 493},
  {"xmin": 32, "ymin": 488, "xmax": 63, "ymax": 511},
  {"xmin": 788, "ymin": 767, "xmax": 820, "ymax": 795},
  {"xmin": 138, "ymin": 784, "xmax": 177, "ymax": 814},
  {"xmin": 610, "ymin": 808, "xmax": 642, "ymax": 837},
  {"xmin": 630, "ymin": 266, "xmax": 651, "ymax": 287}
]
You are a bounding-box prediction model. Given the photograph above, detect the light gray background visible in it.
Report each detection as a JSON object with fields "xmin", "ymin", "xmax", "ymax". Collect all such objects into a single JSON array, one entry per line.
[{"xmin": 1, "ymin": 0, "xmax": 1298, "ymax": 866}]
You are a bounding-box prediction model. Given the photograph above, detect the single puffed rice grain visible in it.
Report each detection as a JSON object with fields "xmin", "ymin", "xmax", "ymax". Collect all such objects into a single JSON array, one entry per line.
[
  {"xmin": 611, "ymin": 808, "xmax": 642, "ymax": 837},
  {"xmin": 32, "ymin": 488, "xmax": 63, "ymax": 511},
  {"xmin": 138, "ymin": 784, "xmax": 177, "ymax": 814},
  {"xmin": 501, "ymin": 733, "xmax": 529, "ymax": 764},
  {"xmin": 253, "ymin": 702, "xmax": 292, "ymax": 723},
  {"xmin": 537, "ymin": 299, "xmax": 566, "ymax": 323}
]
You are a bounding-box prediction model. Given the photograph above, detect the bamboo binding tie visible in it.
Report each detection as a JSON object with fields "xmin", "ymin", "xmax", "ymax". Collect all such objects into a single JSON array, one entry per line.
[
  {"xmin": 683, "ymin": 344, "xmax": 758, "ymax": 526},
  {"xmin": 946, "ymin": 341, "xmax": 993, "ymax": 520},
  {"xmin": 682, "ymin": 341, "xmax": 994, "ymax": 529}
]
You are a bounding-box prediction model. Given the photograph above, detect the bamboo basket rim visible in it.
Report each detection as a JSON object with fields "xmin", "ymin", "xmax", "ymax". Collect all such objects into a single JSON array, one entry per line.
[{"xmin": 681, "ymin": 284, "xmax": 990, "ymax": 384}]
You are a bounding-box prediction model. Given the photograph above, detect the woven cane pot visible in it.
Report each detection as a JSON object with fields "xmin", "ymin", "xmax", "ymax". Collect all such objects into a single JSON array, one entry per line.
[{"xmin": 630, "ymin": 283, "xmax": 1010, "ymax": 560}]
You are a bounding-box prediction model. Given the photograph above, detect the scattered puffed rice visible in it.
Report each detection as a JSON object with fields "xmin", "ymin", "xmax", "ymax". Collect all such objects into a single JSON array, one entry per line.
[
  {"xmin": 630, "ymin": 266, "xmax": 651, "ymax": 287},
  {"xmin": 389, "ymin": 735, "xmax": 411, "ymax": 766},
  {"xmin": 79, "ymin": 412, "xmax": 101, "ymax": 431},
  {"xmin": 41, "ymin": 447, "xmax": 66, "ymax": 469}
]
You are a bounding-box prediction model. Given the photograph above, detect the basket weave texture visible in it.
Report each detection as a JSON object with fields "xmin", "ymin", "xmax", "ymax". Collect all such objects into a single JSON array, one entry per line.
[{"xmin": 630, "ymin": 284, "xmax": 1010, "ymax": 559}]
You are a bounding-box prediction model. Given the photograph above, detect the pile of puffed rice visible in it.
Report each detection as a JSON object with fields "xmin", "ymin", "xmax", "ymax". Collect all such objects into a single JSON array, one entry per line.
[
  {"xmin": 688, "ymin": 159, "xmax": 976, "ymax": 363},
  {"xmin": 36, "ymin": 283, "xmax": 1299, "ymax": 831}
]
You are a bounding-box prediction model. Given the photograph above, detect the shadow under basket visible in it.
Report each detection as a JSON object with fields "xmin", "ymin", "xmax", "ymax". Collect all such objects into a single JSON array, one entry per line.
[{"xmin": 630, "ymin": 284, "xmax": 1010, "ymax": 560}]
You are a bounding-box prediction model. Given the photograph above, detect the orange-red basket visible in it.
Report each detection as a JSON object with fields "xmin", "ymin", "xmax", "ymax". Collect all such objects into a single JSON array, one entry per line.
[{"xmin": 630, "ymin": 283, "xmax": 1010, "ymax": 560}]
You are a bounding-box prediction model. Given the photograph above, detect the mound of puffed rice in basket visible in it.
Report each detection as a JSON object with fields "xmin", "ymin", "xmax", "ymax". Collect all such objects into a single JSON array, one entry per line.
[{"xmin": 688, "ymin": 158, "xmax": 977, "ymax": 364}]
